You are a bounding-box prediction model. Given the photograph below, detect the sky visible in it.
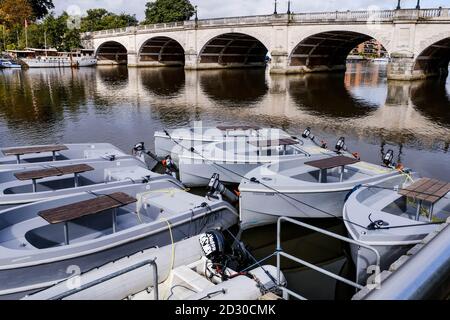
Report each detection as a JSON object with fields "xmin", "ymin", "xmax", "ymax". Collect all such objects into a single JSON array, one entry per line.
[{"xmin": 54, "ymin": 0, "xmax": 450, "ymax": 21}]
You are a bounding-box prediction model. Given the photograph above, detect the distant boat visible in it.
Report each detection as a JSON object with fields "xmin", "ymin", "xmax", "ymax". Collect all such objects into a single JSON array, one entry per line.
[
  {"xmin": 70, "ymin": 49, "xmax": 97, "ymax": 67},
  {"xmin": 371, "ymin": 57, "xmax": 389, "ymax": 64},
  {"xmin": 19, "ymin": 48, "xmax": 71, "ymax": 68},
  {"xmin": 11, "ymin": 48, "xmax": 97, "ymax": 68},
  {"xmin": 0, "ymin": 59, "xmax": 22, "ymax": 69}
]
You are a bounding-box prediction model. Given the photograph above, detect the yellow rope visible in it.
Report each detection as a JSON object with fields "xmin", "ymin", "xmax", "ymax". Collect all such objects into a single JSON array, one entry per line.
[{"xmin": 159, "ymin": 217, "xmax": 175, "ymax": 300}]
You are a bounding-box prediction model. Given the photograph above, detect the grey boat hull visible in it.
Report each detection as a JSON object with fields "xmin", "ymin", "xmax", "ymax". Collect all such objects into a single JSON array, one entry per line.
[
  {"xmin": 240, "ymin": 189, "xmax": 349, "ymax": 230},
  {"xmin": 349, "ymin": 242, "xmax": 414, "ymax": 286},
  {"xmin": 0, "ymin": 206, "xmax": 237, "ymax": 299}
]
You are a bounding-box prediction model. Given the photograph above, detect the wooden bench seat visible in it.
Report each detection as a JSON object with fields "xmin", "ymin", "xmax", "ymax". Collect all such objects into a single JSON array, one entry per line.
[
  {"xmin": 305, "ymin": 156, "xmax": 360, "ymax": 183},
  {"xmin": 217, "ymin": 125, "xmax": 261, "ymax": 131},
  {"xmin": 2, "ymin": 145, "xmax": 68, "ymax": 156},
  {"xmin": 249, "ymin": 138, "xmax": 299, "ymax": 147},
  {"xmin": 39, "ymin": 192, "xmax": 137, "ymax": 225},
  {"xmin": 14, "ymin": 164, "xmax": 94, "ymax": 181},
  {"xmin": 305, "ymin": 156, "xmax": 360, "ymax": 170},
  {"xmin": 399, "ymin": 178, "xmax": 450, "ymax": 204}
]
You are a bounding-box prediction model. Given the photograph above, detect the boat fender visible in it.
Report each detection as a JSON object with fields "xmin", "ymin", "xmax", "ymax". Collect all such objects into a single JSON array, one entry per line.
[{"xmin": 345, "ymin": 184, "xmax": 362, "ymax": 202}]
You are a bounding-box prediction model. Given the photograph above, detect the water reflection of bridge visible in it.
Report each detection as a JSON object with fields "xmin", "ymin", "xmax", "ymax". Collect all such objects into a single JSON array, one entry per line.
[
  {"xmin": 91, "ymin": 67, "xmax": 450, "ymax": 143},
  {"xmin": 1, "ymin": 66, "xmax": 448, "ymax": 147}
]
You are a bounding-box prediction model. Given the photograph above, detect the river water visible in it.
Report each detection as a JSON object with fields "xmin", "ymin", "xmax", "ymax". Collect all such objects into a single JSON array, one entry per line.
[{"xmin": 0, "ymin": 62, "xmax": 449, "ymax": 299}]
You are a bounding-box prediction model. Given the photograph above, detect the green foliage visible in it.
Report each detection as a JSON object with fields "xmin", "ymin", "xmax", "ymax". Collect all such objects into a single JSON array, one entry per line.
[
  {"xmin": 27, "ymin": 0, "xmax": 54, "ymax": 20},
  {"xmin": 80, "ymin": 9, "xmax": 138, "ymax": 32},
  {"xmin": 144, "ymin": 0, "xmax": 195, "ymax": 24},
  {"xmin": 40, "ymin": 12, "xmax": 81, "ymax": 51}
]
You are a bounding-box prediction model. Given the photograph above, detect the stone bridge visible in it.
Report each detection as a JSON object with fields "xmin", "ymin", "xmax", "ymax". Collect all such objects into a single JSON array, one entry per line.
[{"xmin": 81, "ymin": 8, "xmax": 450, "ymax": 80}]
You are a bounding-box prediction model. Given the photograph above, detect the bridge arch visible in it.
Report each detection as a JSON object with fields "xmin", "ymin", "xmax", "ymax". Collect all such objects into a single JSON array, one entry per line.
[
  {"xmin": 288, "ymin": 30, "xmax": 390, "ymax": 72},
  {"xmin": 414, "ymin": 35, "xmax": 450, "ymax": 79},
  {"xmin": 197, "ymin": 32, "xmax": 269, "ymax": 69},
  {"xmin": 95, "ymin": 41, "xmax": 128, "ymax": 65},
  {"xmin": 138, "ymin": 36, "xmax": 185, "ymax": 66}
]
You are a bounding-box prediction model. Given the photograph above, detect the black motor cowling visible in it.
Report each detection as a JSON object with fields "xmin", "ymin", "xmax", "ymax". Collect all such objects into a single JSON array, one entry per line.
[
  {"xmin": 335, "ymin": 137, "xmax": 346, "ymax": 152},
  {"xmin": 383, "ymin": 149, "xmax": 394, "ymax": 167}
]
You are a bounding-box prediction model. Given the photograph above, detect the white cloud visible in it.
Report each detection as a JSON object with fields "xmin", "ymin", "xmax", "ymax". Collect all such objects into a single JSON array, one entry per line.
[{"xmin": 53, "ymin": 0, "xmax": 449, "ymax": 21}]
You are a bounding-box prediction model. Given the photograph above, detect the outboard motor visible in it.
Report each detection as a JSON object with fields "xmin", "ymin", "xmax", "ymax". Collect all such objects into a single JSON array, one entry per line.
[
  {"xmin": 133, "ymin": 142, "xmax": 160, "ymax": 170},
  {"xmin": 199, "ymin": 230, "xmax": 227, "ymax": 262},
  {"xmin": 302, "ymin": 127, "xmax": 316, "ymax": 141},
  {"xmin": 335, "ymin": 137, "xmax": 346, "ymax": 153},
  {"xmin": 199, "ymin": 230, "xmax": 251, "ymax": 277},
  {"xmin": 302, "ymin": 127, "xmax": 312, "ymax": 139},
  {"xmin": 302, "ymin": 127, "xmax": 329, "ymax": 149},
  {"xmin": 383, "ymin": 149, "xmax": 395, "ymax": 167},
  {"xmin": 162, "ymin": 155, "xmax": 178, "ymax": 178},
  {"xmin": 207, "ymin": 173, "xmax": 239, "ymax": 204}
]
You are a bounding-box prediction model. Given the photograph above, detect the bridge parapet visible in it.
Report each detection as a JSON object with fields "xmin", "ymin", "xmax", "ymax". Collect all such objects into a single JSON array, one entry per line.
[
  {"xmin": 84, "ymin": 8, "xmax": 450, "ymax": 81},
  {"xmin": 82, "ymin": 8, "xmax": 449, "ymax": 40}
]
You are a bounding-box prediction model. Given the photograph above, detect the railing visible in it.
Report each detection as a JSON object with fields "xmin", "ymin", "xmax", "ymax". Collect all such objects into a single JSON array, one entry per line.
[
  {"xmin": 274, "ymin": 217, "xmax": 380, "ymax": 301},
  {"xmin": 83, "ymin": 8, "xmax": 450, "ymax": 38}
]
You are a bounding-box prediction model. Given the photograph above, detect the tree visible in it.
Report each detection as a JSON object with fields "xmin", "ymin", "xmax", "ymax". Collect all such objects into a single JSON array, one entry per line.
[
  {"xmin": 0, "ymin": 0, "xmax": 33, "ymax": 28},
  {"xmin": 28, "ymin": 0, "xmax": 54, "ymax": 20},
  {"xmin": 144, "ymin": 0, "xmax": 194, "ymax": 24},
  {"xmin": 80, "ymin": 8, "xmax": 138, "ymax": 32},
  {"xmin": 41, "ymin": 12, "xmax": 81, "ymax": 51}
]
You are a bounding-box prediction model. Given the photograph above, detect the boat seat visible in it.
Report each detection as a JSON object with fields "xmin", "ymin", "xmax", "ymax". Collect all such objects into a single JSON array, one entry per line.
[
  {"xmin": 249, "ymin": 138, "xmax": 298, "ymax": 148},
  {"xmin": 217, "ymin": 125, "xmax": 261, "ymax": 131},
  {"xmin": 303, "ymin": 156, "xmax": 360, "ymax": 183},
  {"xmin": 399, "ymin": 178, "xmax": 450, "ymax": 204},
  {"xmin": 14, "ymin": 164, "xmax": 94, "ymax": 181},
  {"xmin": 2, "ymin": 145, "xmax": 68, "ymax": 163},
  {"xmin": 38, "ymin": 192, "xmax": 137, "ymax": 224},
  {"xmin": 305, "ymin": 156, "xmax": 360, "ymax": 171},
  {"xmin": 2, "ymin": 145, "xmax": 68, "ymax": 156}
]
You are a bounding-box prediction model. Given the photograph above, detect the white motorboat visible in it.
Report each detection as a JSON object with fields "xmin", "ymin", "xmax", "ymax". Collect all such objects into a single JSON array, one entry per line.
[
  {"xmin": 371, "ymin": 57, "xmax": 389, "ymax": 64},
  {"xmin": 0, "ymin": 157, "xmax": 163, "ymax": 211},
  {"xmin": 178, "ymin": 137, "xmax": 330, "ymax": 187},
  {"xmin": 71, "ymin": 49, "xmax": 97, "ymax": 67},
  {"xmin": 344, "ymin": 174, "xmax": 450, "ymax": 284},
  {"xmin": 24, "ymin": 232, "xmax": 284, "ymax": 300},
  {"xmin": 154, "ymin": 125, "xmax": 296, "ymax": 162},
  {"xmin": 0, "ymin": 179, "xmax": 238, "ymax": 299},
  {"xmin": 0, "ymin": 59, "xmax": 21, "ymax": 69},
  {"xmin": 239, "ymin": 153, "xmax": 401, "ymax": 230},
  {"xmin": 0, "ymin": 143, "xmax": 129, "ymax": 171}
]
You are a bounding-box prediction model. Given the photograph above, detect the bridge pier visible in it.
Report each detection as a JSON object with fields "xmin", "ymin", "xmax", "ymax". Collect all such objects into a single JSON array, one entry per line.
[
  {"xmin": 127, "ymin": 52, "xmax": 138, "ymax": 67},
  {"xmin": 387, "ymin": 53, "xmax": 421, "ymax": 81},
  {"xmin": 387, "ymin": 52, "xmax": 449, "ymax": 81}
]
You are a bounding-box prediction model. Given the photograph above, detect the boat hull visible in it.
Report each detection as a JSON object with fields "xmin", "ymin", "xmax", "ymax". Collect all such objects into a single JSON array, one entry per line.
[
  {"xmin": 0, "ymin": 207, "xmax": 237, "ymax": 299},
  {"xmin": 179, "ymin": 161, "xmax": 263, "ymax": 187},
  {"xmin": 349, "ymin": 242, "xmax": 413, "ymax": 286},
  {"xmin": 239, "ymin": 189, "xmax": 349, "ymax": 230}
]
